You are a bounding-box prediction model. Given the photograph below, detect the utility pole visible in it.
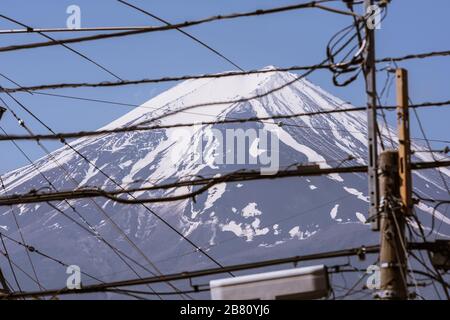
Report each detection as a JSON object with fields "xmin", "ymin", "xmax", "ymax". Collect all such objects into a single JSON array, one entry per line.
[
  {"xmin": 364, "ymin": 0, "xmax": 380, "ymax": 231},
  {"xmin": 376, "ymin": 68, "xmax": 412, "ymax": 300},
  {"xmin": 376, "ymin": 69, "xmax": 412, "ymax": 300},
  {"xmin": 396, "ymin": 68, "xmax": 412, "ymax": 217},
  {"xmin": 378, "ymin": 150, "xmax": 408, "ymax": 299}
]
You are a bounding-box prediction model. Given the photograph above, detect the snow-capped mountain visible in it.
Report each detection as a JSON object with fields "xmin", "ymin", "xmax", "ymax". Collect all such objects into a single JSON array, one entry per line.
[{"xmin": 0, "ymin": 67, "xmax": 448, "ymax": 298}]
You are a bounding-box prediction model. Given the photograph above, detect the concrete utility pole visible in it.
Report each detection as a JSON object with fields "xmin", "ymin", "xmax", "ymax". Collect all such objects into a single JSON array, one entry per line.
[
  {"xmin": 378, "ymin": 151, "xmax": 408, "ymax": 299},
  {"xmin": 396, "ymin": 69, "xmax": 412, "ymax": 217},
  {"xmin": 364, "ymin": 0, "xmax": 380, "ymax": 231}
]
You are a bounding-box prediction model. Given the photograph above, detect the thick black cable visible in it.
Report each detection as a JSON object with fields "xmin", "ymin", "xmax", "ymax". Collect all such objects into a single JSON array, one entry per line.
[
  {"xmin": 4, "ymin": 244, "xmax": 381, "ymax": 299},
  {"xmin": 0, "ymin": 64, "xmax": 336, "ymax": 93},
  {"xmin": 0, "ymin": 161, "xmax": 448, "ymax": 206},
  {"xmin": 2, "ymin": 46, "xmax": 450, "ymax": 93},
  {"xmin": 0, "ymin": 1, "xmax": 357, "ymax": 54},
  {"xmin": 0, "ymin": 106, "xmax": 366, "ymax": 142},
  {"xmin": 376, "ymin": 50, "xmax": 450, "ymax": 63},
  {"xmin": 0, "ymin": 99, "xmax": 448, "ymax": 142}
]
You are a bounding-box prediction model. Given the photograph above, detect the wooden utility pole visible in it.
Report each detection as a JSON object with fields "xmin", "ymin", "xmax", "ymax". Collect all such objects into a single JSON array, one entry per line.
[
  {"xmin": 364, "ymin": 0, "xmax": 380, "ymax": 231},
  {"xmin": 378, "ymin": 151, "xmax": 408, "ymax": 299},
  {"xmin": 396, "ymin": 69, "xmax": 412, "ymax": 217}
]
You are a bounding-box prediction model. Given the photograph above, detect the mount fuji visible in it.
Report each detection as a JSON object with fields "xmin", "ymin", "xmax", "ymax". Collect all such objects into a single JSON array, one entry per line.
[{"xmin": 0, "ymin": 67, "xmax": 449, "ymax": 298}]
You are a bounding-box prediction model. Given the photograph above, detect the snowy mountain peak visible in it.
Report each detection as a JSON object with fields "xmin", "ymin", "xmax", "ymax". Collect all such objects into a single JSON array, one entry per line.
[{"xmin": 103, "ymin": 67, "xmax": 281, "ymax": 129}]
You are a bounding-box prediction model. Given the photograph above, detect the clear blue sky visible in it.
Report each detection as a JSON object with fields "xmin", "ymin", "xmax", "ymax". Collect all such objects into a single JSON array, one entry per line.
[{"xmin": 0, "ymin": 0, "xmax": 449, "ymax": 174}]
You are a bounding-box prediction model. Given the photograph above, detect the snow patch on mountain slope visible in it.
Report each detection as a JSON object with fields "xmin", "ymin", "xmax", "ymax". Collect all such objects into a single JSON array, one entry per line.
[
  {"xmin": 221, "ymin": 218, "xmax": 270, "ymax": 242},
  {"xmin": 330, "ymin": 204, "xmax": 339, "ymax": 219},
  {"xmin": 355, "ymin": 212, "xmax": 367, "ymax": 224},
  {"xmin": 343, "ymin": 187, "xmax": 369, "ymax": 203},
  {"xmin": 242, "ymin": 203, "xmax": 262, "ymax": 218},
  {"xmin": 288, "ymin": 226, "xmax": 317, "ymax": 240},
  {"xmin": 191, "ymin": 182, "xmax": 227, "ymax": 219}
]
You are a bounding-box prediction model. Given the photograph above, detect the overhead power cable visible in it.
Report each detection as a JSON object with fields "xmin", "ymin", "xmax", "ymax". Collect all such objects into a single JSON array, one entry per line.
[
  {"xmin": 0, "ymin": 26, "xmax": 165, "ymax": 35},
  {"xmin": 0, "ymin": 88, "xmax": 446, "ymax": 146},
  {"xmin": 376, "ymin": 49, "xmax": 450, "ymax": 63},
  {"xmin": 0, "ymin": 98, "xmax": 449, "ymax": 142},
  {"xmin": 9, "ymin": 242, "xmax": 438, "ymax": 299},
  {"xmin": 0, "ymin": 106, "xmax": 366, "ymax": 141},
  {"xmin": 2, "ymin": 48, "xmax": 450, "ymax": 93},
  {"xmin": 4, "ymin": 244, "xmax": 381, "ymax": 299},
  {"xmin": 0, "ymin": 64, "xmax": 339, "ymax": 93},
  {"xmin": 0, "ymin": 160, "xmax": 448, "ymax": 206},
  {"xmin": 0, "ymin": 1, "xmax": 358, "ymax": 54}
]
